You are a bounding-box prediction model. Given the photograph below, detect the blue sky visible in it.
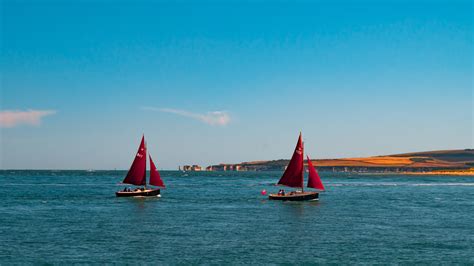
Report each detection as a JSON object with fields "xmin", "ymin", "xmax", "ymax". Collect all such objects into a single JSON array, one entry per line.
[{"xmin": 1, "ymin": 0, "xmax": 472, "ymax": 169}]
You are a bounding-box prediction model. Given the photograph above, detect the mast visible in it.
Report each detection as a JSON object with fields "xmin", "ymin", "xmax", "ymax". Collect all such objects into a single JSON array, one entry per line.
[
  {"xmin": 122, "ymin": 135, "xmax": 147, "ymax": 186},
  {"xmin": 277, "ymin": 132, "xmax": 304, "ymax": 189},
  {"xmin": 301, "ymin": 139, "xmax": 304, "ymax": 192},
  {"xmin": 144, "ymin": 139, "xmax": 147, "ymax": 189}
]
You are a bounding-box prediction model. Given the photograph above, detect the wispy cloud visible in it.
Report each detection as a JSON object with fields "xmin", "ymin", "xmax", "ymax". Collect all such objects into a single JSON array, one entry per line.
[
  {"xmin": 0, "ymin": 109, "xmax": 57, "ymax": 128},
  {"xmin": 142, "ymin": 106, "xmax": 230, "ymax": 126}
]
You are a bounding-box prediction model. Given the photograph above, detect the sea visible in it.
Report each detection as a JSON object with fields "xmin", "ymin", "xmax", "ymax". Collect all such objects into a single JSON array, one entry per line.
[{"xmin": 0, "ymin": 170, "xmax": 473, "ymax": 264}]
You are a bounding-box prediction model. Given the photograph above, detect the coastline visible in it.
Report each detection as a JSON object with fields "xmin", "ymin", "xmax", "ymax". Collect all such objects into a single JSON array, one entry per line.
[
  {"xmin": 401, "ymin": 170, "xmax": 474, "ymax": 176},
  {"xmin": 199, "ymin": 149, "xmax": 474, "ymax": 174}
]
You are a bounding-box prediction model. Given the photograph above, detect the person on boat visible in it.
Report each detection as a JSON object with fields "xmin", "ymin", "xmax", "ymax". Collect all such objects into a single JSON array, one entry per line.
[{"xmin": 281, "ymin": 189, "xmax": 285, "ymax": 196}]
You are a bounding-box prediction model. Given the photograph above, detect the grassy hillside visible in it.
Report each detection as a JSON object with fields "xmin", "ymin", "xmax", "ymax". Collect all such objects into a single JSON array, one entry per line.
[
  {"xmin": 315, "ymin": 149, "xmax": 474, "ymax": 168},
  {"xmin": 213, "ymin": 149, "xmax": 474, "ymax": 172}
]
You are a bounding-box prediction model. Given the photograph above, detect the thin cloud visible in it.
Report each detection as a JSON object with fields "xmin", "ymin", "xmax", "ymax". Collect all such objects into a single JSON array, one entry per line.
[
  {"xmin": 0, "ymin": 109, "xmax": 56, "ymax": 128},
  {"xmin": 142, "ymin": 106, "xmax": 230, "ymax": 126}
]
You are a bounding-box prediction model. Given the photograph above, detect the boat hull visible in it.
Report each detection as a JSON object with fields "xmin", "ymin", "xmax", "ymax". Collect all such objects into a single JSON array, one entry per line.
[
  {"xmin": 116, "ymin": 189, "xmax": 161, "ymax": 197},
  {"xmin": 269, "ymin": 191, "xmax": 319, "ymax": 201}
]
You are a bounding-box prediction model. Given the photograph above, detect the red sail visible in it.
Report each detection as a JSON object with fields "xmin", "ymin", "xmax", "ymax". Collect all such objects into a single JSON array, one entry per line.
[
  {"xmin": 277, "ymin": 133, "xmax": 304, "ymax": 188},
  {"xmin": 122, "ymin": 136, "xmax": 147, "ymax": 186},
  {"xmin": 149, "ymin": 155, "xmax": 165, "ymax": 187},
  {"xmin": 307, "ymin": 155, "xmax": 325, "ymax": 190}
]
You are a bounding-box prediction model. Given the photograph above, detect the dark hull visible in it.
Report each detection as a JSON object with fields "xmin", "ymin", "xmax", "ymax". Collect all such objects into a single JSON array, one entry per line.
[
  {"xmin": 116, "ymin": 189, "xmax": 161, "ymax": 197},
  {"xmin": 269, "ymin": 191, "xmax": 319, "ymax": 201}
]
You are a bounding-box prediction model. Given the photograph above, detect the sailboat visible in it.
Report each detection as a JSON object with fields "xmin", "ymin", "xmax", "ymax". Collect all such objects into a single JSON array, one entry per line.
[
  {"xmin": 269, "ymin": 133, "xmax": 325, "ymax": 201},
  {"xmin": 116, "ymin": 135, "xmax": 165, "ymax": 197}
]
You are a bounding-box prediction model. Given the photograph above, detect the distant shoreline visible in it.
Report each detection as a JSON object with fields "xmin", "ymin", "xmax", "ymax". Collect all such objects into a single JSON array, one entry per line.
[
  {"xmin": 2, "ymin": 149, "xmax": 473, "ymax": 174},
  {"xmin": 1, "ymin": 169, "xmax": 474, "ymax": 176},
  {"xmin": 401, "ymin": 170, "xmax": 474, "ymax": 176},
  {"xmin": 187, "ymin": 149, "xmax": 474, "ymax": 174}
]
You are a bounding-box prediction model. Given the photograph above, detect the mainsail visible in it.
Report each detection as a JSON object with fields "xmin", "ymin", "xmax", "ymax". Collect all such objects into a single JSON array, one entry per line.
[
  {"xmin": 122, "ymin": 136, "xmax": 147, "ymax": 186},
  {"xmin": 149, "ymin": 155, "xmax": 165, "ymax": 187},
  {"xmin": 277, "ymin": 133, "xmax": 304, "ymax": 188},
  {"xmin": 307, "ymin": 156, "xmax": 325, "ymax": 190}
]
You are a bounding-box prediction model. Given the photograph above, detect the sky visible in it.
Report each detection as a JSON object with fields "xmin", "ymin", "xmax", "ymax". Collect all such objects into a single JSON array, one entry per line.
[{"xmin": 1, "ymin": 0, "xmax": 472, "ymax": 170}]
